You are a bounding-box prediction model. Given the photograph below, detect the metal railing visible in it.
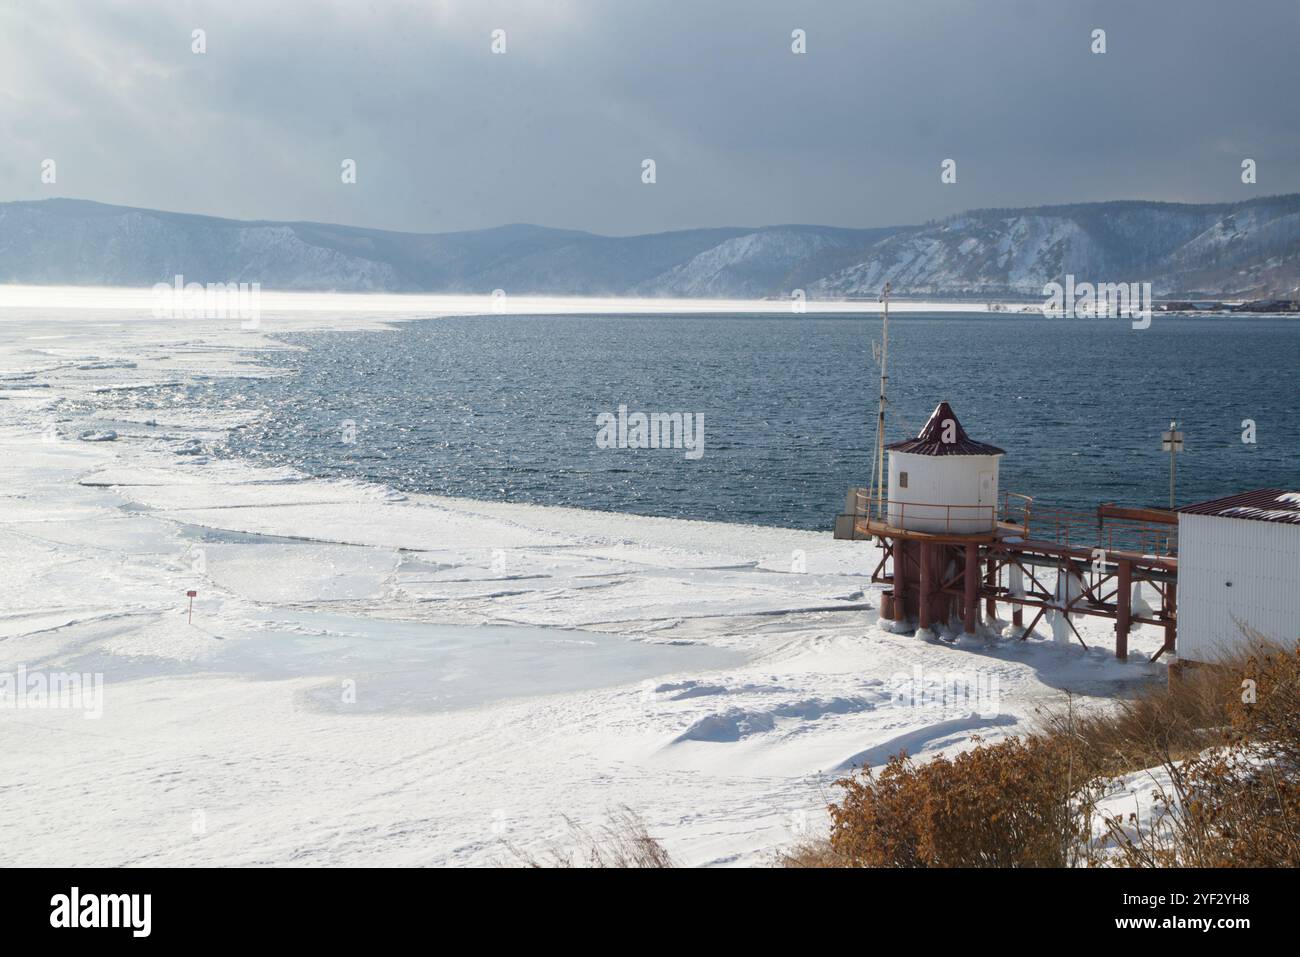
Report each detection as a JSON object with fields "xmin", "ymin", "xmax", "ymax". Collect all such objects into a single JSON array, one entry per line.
[
  {"xmin": 853, "ymin": 489, "xmax": 999, "ymax": 534},
  {"xmin": 852, "ymin": 488, "xmax": 1176, "ymax": 555},
  {"xmin": 1001, "ymin": 492, "xmax": 1033, "ymax": 532},
  {"xmin": 1015, "ymin": 505, "xmax": 1178, "ymax": 557}
]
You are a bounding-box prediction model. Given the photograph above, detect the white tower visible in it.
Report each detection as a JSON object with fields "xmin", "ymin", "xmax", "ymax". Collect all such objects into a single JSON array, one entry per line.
[{"xmin": 886, "ymin": 402, "xmax": 1004, "ymax": 534}]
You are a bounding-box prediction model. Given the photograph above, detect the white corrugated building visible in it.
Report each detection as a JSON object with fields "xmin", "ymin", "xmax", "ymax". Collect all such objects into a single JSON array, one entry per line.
[{"xmin": 1176, "ymin": 489, "xmax": 1300, "ymax": 663}]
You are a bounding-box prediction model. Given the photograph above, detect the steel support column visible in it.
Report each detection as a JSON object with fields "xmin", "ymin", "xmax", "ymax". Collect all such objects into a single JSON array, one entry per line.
[
  {"xmin": 893, "ymin": 547, "xmax": 907, "ymax": 627},
  {"xmin": 1115, "ymin": 559, "xmax": 1132, "ymax": 661},
  {"xmin": 918, "ymin": 543, "xmax": 932, "ymax": 630},
  {"xmin": 963, "ymin": 543, "xmax": 978, "ymax": 635}
]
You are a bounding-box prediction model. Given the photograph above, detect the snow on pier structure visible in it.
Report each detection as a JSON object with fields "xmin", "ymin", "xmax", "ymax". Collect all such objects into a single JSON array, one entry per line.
[{"xmin": 836, "ymin": 401, "xmax": 1180, "ymax": 660}]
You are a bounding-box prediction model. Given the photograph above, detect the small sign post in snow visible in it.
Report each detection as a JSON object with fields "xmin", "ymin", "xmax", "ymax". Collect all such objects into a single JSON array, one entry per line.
[{"xmin": 186, "ymin": 589, "xmax": 197, "ymax": 624}]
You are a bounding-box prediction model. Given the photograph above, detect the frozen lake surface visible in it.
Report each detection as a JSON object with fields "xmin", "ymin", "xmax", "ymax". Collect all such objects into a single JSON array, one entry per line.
[{"xmin": 69, "ymin": 612, "xmax": 742, "ymax": 714}]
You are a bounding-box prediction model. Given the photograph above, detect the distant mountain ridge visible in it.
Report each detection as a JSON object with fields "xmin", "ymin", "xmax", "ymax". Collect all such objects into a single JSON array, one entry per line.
[
  {"xmin": 2, "ymin": 195, "xmax": 1298, "ymax": 300},
  {"xmin": 812, "ymin": 196, "xmax": 1300, "ymax": 301}
]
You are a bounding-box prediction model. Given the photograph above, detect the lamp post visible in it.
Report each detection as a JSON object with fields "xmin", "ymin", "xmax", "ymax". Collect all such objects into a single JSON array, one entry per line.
[
  {"xmin": 1161, "ymin": 420, "xmax": 1184, "ymax": 509},
  {"xmin": 873, "ymin": 281, "xmax": 891, "ymax": 517}
]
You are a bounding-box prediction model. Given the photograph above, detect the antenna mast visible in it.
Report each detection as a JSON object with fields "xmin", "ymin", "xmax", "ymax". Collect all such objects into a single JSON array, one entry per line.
[{"xmin": 873, "ymin": 281, "xmax": 891, "ymax": 516}]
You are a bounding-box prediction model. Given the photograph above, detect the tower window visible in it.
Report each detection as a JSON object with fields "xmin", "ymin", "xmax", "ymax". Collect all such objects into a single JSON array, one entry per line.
[{"xmin": 899, "ymin": 471, "xmax": 909, "ymax": 488}]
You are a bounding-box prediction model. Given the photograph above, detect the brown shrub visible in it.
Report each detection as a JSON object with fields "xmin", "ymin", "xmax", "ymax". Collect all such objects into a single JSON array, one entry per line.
[
  {"xmin": 799, "ymin": 642, "xmax": 1299, "ymax": 868},
  {"xmin": 826, "ymin": 735, "xmax": 1091, "ymax": 867},
  {"xmin": 1226, "ymin": 643, "xmax": 1300, "ymax": 771}
]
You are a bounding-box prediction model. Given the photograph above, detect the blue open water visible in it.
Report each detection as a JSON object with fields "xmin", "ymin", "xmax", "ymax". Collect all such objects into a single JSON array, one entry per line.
[{"xmin": 135, "ymin": 312, "xmax": 1300, "ymax": 531}]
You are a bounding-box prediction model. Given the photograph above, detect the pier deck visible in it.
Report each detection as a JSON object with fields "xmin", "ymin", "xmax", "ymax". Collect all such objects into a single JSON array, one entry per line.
[{"xmin": 852, "ymin": 493, "xmax": 1178, "ymax": 659}]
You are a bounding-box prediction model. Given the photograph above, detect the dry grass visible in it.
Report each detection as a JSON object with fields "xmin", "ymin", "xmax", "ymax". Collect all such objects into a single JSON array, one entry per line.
[
  {"xmin": 508, "ymin": 807, "xmax": 674, "ymax": 868},
  {"xmin": 776, "ymin": 838, "xmax": 852, "ymax": 868},
  {"xmin": 1096, "ymin": 642, "xmax": 1300, "ymax": 867},
  {"xmin": 1035, "ymin": 658, "xmax": 1243, "ymax": 778}
]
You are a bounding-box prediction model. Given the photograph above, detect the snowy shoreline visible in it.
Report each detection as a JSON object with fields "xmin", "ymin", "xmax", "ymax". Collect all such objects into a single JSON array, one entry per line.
[{"xmin": 0, "ymin": 294, "xmax": 1168, "ymax": 866}]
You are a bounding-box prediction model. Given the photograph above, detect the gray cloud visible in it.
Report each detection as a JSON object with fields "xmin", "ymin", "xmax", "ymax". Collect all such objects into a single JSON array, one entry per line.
[{"xmin": 2, "ymin": 0, "xmax": 1297, "ymax": 235}]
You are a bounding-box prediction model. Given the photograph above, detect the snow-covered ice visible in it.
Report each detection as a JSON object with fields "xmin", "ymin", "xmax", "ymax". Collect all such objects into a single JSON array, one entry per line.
[{"xmin": 0, "ymin": 292, "xmax": 1169, "ymax": 866}]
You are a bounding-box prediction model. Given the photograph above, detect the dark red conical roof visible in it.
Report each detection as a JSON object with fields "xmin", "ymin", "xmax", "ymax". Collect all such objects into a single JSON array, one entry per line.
[{"xmin": 886, "ymin": 401, "xmax": 1004, "ymax": 456}]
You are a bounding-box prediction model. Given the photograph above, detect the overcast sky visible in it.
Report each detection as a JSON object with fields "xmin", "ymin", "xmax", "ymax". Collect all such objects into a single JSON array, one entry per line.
[{"xmin": 2, "ymin": 0, "xmax": 1298, "ymax": 236}]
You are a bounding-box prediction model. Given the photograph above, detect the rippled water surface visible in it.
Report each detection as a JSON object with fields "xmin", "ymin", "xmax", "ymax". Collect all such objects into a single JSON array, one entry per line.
[{"xmin": 113, "ymin": 312, "xmax": 1300, "ymax": 530}]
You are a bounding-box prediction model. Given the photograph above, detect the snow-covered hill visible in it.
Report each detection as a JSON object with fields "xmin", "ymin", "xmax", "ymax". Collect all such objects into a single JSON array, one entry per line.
[
  {"xmin": 3, "ymin": 195, "xmax": 1299, "ymax": 299},
  {"xmin": 813, "ymin": 197, "xmax": 1300, "ymax": 300}
]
